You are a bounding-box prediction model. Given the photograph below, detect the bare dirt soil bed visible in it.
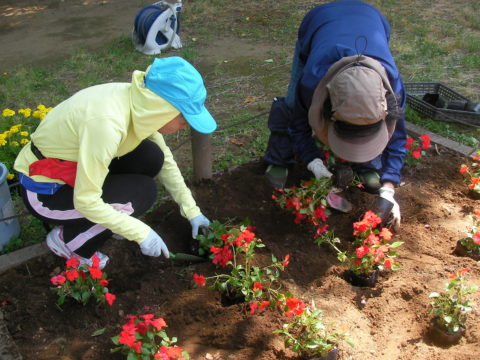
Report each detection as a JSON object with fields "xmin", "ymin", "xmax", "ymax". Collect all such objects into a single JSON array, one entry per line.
[{"xmin": 1, "ymin": 147, "xmax": 480, "ymax": 360}]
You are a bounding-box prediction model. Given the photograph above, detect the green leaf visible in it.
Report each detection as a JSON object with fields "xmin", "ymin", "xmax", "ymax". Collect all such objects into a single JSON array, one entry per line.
[
  {"xmin": 389, "ymin": 241, "xmax": 404, "ymax": 248},
  {"xmin": 91, "ymin": 328, "xmax": 105, "ymax": 337}
]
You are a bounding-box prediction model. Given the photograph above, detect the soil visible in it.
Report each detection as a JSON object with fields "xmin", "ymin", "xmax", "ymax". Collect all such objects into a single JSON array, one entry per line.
[{"xmin": 1, "ymin": 146, "xmax": 480, "ymax": 360}]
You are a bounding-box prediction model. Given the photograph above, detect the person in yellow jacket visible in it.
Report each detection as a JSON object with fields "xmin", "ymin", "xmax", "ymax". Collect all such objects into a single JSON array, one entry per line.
[{"xmin": 14, "ymin": 57, "xmax": 216, "ymax": 269}]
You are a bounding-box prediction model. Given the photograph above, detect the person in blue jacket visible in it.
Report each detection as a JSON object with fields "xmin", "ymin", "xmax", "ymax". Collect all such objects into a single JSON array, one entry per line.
[{"xmin": 263, "ymin": 0, "xmax": 406, "ymax": 229}]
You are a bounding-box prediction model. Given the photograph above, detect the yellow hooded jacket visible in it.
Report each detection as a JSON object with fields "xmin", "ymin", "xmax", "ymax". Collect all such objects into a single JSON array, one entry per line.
[{"xmin": 14, "ymin": 70, "xmax": 201, "ymax": 243}]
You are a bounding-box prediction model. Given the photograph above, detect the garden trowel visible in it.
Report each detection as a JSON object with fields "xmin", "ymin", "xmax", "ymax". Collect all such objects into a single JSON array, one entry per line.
[
  {"xmin": 326, "ymin": 190, "xmax": 352, "ymax": 213},
  {"xmin": 168, "ymin": 226, "xmax": 209, "ymax": 262}
]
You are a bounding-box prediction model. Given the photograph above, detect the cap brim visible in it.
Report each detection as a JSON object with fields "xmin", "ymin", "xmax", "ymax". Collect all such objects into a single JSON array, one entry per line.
[
  {"xmin": 184, "ymin": 106, "xmax": 217, "ymax": 134},
  {"xmin": 328, "ymin": 119, "xmax": 389, "ymax": 163}
]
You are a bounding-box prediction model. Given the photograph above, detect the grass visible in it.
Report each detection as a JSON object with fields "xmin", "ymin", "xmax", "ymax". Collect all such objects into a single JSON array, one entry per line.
[{"xmin": 0, "ymin": 0, "xmax": 479, "ymax": 253}]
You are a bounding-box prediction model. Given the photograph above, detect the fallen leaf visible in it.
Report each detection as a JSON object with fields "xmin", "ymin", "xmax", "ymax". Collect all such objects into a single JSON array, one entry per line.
[
  {"xmin": 228, "ymin": 137, "xmax": 244, "ymax": 146},
  {"xmin": 91, "ymin": 328, "xmax": 105, "ymax": 337},
  {"xmin": 264, "ymin": 58, "xmax": 274, "ymax": 63},
  {"xmin": 244, "ymin": 96, "xmax": 256, "ymax": 104}
]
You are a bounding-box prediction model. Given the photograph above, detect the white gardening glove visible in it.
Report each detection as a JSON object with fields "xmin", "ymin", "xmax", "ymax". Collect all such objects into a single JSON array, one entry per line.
[
  {"xmin": 139, "ymin": 229, "xmax": 170, "ymax": 258},
  {"xmin": 190, "ymin": 214, "xmax": 210, "ymax": 238},
  {"xmin": 307, "ymin": 158, "xmax": 333, "ymax": 179},
  {"xmin": 378, "ymin": 186, "xmax": 401, "ymax": 231}
]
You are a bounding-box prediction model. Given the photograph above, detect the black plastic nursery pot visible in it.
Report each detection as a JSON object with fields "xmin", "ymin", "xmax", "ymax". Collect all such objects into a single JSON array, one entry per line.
[
  {"xmin": 454, "ymin": 240, "xmax": 480, "ymax": 261},
  {"xmin": 427, "ymin": 318, "xmax": 465, "ymax": 346},
  {"xmin": 346, "ymin": 269, "xmax": 379, "ymax": 287}
]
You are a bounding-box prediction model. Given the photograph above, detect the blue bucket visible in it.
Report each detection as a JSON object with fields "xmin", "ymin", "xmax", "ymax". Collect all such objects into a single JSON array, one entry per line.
[{"xmin": 0, "ymin": 163, "xmax": 20, "ymax": 251}]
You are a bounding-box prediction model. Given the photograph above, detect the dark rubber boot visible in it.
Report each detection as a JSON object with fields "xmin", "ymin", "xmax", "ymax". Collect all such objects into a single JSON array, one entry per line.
[
  {"xmin": 265, "ymin": 165, "xmax": 288, "ymax": 189},
  {"xmin": 358, "ymin": 171, "xmax": 381, "ymax": 194}
]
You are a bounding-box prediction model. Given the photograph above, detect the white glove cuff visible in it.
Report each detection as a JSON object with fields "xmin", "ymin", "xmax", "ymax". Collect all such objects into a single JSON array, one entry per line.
[{"xmin": 379, "ymin": 186, "xmax": 395, "ymax": 201}]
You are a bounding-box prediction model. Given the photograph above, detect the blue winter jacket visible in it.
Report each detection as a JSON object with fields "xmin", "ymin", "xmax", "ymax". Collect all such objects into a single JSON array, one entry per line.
[{"xmin": 291, "ymin": 0, "xmax": 406, "ymax": 185}]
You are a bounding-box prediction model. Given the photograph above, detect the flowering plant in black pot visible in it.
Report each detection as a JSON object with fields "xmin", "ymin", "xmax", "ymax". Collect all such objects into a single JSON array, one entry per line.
[
  {"xmin": 428, "ymin": 268, "xmax": 477, "ymax": 343},
  {"xmin": 455, "ymin": 210, "xmax": 480, "ymax": 260}
]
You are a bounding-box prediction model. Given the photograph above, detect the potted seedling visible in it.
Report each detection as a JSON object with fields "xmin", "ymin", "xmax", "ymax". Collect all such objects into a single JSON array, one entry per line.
[
  {"xmin": 428, "ymin": 268, "xmax": 477, "ymax": 346},
  {"xmin": 193, "ymin": 220, "xmax": 289, "ymax": 308},
  {"xmin": 337, "ymin": 211, "xmax": 403, "ymax": 287},
  {"xmin": 274, "ymin": 299, "xmax": 352, "ymax": 360},
  {"xmin": 50, "ymin": 255, "xmax": 116, "ymax": 307},
  {"xmin": 455, "ymin": 210, "xmax": 480, "ymax": 260},
  {"xmin": 459, "ymin": 151, "xmax": 480, "ymax": 199},
  {"xmin": 111, "ymin": 314, "xmax": 190, "ymax": 359}
]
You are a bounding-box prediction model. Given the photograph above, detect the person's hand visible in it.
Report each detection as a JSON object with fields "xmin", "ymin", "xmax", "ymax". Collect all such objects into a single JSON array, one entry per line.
[
  {"xmin": 307, "ymin": 158, "xmax": 333, "ymax": 179},
  {"xmin": 139, "ymin": 229, "xmax": 170, "ymax": 258},
  {"xmin": 376, "ymin": 186, "xmax": 401, "ymax": 231},
  {"xmin": 190, "ymin": 214, "xmax": 210, "ymax": 238}
]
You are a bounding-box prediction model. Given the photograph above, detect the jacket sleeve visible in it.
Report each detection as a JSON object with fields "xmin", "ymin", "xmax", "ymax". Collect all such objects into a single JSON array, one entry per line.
[
  {"xmin": 73, "ymin": 118, "xmax": 152, "ymax": 243},
  {"xmin": 289, "ymin": 81, "xmax": 325, "ymax": 165},
  {"xmin": 380, "ymin": 84, "xmax": 407, "ymax": 185},
  {"xmin": 147, "ymin": 132, "xmax": 202, "ymax": 220}
]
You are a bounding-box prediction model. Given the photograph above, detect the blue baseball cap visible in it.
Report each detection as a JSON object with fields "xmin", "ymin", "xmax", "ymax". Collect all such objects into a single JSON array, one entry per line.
[{"xmin": 144, "ymin": 57, "xmax": 217, "ymax": 134}]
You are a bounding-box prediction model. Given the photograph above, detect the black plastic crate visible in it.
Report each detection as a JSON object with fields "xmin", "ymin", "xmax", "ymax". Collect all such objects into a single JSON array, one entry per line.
[{"xmin": 405, "ymin": 82, "xmax": 480, "ymax": 127}]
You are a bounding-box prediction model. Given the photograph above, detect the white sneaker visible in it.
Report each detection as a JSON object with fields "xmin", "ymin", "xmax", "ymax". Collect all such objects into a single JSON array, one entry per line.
[{"xmin": 46, "ymin": 226, "xmax": 109, "ymax": 269}]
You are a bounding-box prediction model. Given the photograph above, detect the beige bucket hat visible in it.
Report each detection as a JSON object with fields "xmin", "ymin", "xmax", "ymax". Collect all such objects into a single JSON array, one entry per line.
[{"xmin": 308, "ymin": 55, "xmax": 396, "ymax": 163}]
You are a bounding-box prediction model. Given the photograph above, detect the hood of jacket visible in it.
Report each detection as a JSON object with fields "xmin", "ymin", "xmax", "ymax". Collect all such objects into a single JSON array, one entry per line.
[{"xmin": 118, "ymin": 70, "xmax": 180, "ymax": 155}]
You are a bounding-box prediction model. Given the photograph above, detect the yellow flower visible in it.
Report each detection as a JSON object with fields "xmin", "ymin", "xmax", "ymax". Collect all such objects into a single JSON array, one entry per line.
[
  {"xmin": 18, "ymin": 108, "xmax": 32, "ymax": 117},
  {"xmin": 20, "ymin": 138, "xmax": 29, "ymax": 145},
  {"xmin": 2, "ymin": 108, "xmax": 15, "ymax": 117},
  {"xmin": 7, "ymin": 174, "xmax": 14, "ymax": 180},
  {"xmin": 20, "ymin": 131, "xmax": 29, "ymax": 137},
  {"xmin": 2, "ymin": 131, "xmax": 10, "ymax": 138},
  {"xmin": 37, "ymin": 104, "xmax": 47, "ymax": 111},
  {"xmin": 0, "ymin": 139, "xmax": 6, "ymax": 146},
  {"xmin": 9, "ymin": 126, "xmax": 19, "ymax": 134},
  {"xmin": 10, "ymin": 141, "xmax": 19, "ymax": 146}
]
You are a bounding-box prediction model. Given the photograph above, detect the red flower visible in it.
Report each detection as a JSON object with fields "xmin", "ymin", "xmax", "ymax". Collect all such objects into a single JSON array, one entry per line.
[
  {"xmin": 155, "ymin": 345, "xmax": 184, "ymax": 359},
  {"xmin": 314, "ymin": 224, "xmax": 329, "ymax": 238},
  {"xmin": 105, "ymin": 292, "xmax": 116, "ymax": 306},
  {"xmin": 146, "ymin": 317, "xmax": 166, "ymax": 331},
  {"xmin": 293, "ymin": 212, "xmax": 306, "ymax": 224},
  {"xmin": 284, "ymin": 297, "xmax": 305, "ymax": 317},
  {"xmin": 420, "ymin": 134, "xmax": 431, "ymax": 150},
  {"xmin": 363, "ymin": 210, "xmax": 382, "ymax": 228},
  {"xmin": 249, "ymin": 301, "xmax": 259, "ymax": 315},
  {"xmin": 88, "ymin": 266, "xmax": 103, "ymax": 279},
  {"xmin": 193, "ymin": 273, "xmax": 206, "ymax": 287},
  {"xmin": 472, "ymin": 154, "xmax": 480, "ymax": 161},
  {"xmin": 259, "ymin": 300, "xmax": 270, "ymax": 310},
  {"xmin": 364, "ymin": 233, "xmax": 380, "ymax": 245},
  {"xmin": 136, "ymin": 322, "xmax": 148, "ymax": 335},
  {"xmin": 384, "ymin": 258, "xmax": 394, "ymax": 268},
  {"xmin": 211, "ymin": 245, "xmax": 233, "ymax": 268},
  {"xmin": 65, "ymin": 269, "xmax": 79, "ymax": 281},
  {"xmin": 100, "ymin": 279, "xmax": 109, "ymax": 287},
  {"xmin": 459, "ymin": 164, "xmax": 469, "ymax": 174},
  {"xmin": 132, "ymin": 341, "xmax": 143, "ymax": 354},
  {"xmin": 313, "ymin": 205, "xmax": 327, "ymax": 221},
  {"xmin": 50, "ymin": 275, "xmax": 66, "ymax": 285},
  {"xmin": 412, "ymin": 149, "xmax": 421, "ymax": 159},
  {"xmin": 66, "ymin": 257, "xmax": 79, "ymax": 268},
  {"xmin": 379, "ymin": 228, "xmax": 393, "ymax": 241},
  {"xmin": 253, "ymin": 282, "xmax": 263, "ymax": 291},
  {"xmin": 405, "ymin": 137, "xmax": 415, "ymax": 149},
  {"xmin": 355, "ymin": 245, "xmax": 370, "ymax": 258},
  {"xmin": 353, "ymin": 220, "xmax": 369, "ymax": 235},
  {"xmin": 282, "ymin": 254, "xmax": 290, "ymax": 267},
  {"xmin": 91, "ymin": 254, "xmax": 100, "ymax": 268},
  {"xmin": 119, "ymin": 330, "xmax": 136, "ymax": 347}
]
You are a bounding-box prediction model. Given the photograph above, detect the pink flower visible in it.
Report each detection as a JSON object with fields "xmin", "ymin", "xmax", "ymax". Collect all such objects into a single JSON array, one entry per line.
[
  {"xmin": 50, "ymin": 275, "xmax": 66, "ymax": 285},
  {"xmin": 355, "ymin": 245, "xmax": 370, "ymax": 258}
]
